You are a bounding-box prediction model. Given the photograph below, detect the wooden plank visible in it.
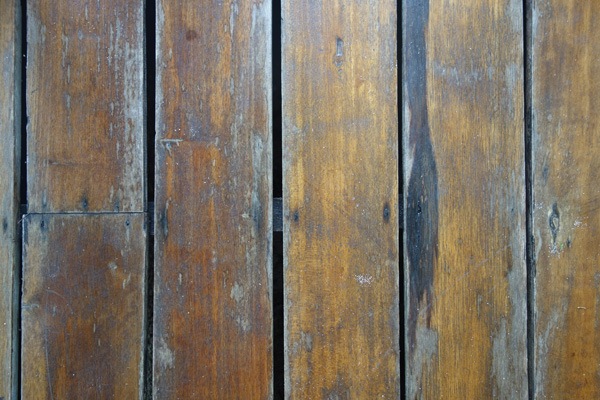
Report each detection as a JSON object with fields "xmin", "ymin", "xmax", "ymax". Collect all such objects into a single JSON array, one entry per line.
[
  {"xmin": 27, "ymin": 0, "xmax": 145, "ymax": 213},
  {"xmin": 153, "ymin": 1, "xmax": 272, "ymax": 398},
  {"xmin": 282, "ymin": 1, "xmax": 399, "ymax": 398},
  {"xmin": 532, "ymin": 1, "xmax": 600, "ymax": 397},
  {"xmin": 403, "ymin": 1, "xmax": 527, "ymax": 398},
  {"xmin": 21, "ymin": 213, "xmax": 146, "ymax": 399},
  {"xmin": 0, "ymin": 0, "xmax": 21, "ymax": 398}
]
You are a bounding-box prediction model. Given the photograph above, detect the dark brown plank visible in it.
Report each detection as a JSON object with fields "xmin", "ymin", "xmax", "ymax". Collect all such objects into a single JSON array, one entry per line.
[
  {"xmin": 282, "ymin": 1, "xmax": 399, "ymax": 398},
  {"xmin": 0, "ymin": 0, "xmax": 21, "ymax": 397},
  {"xmin": 153, "ymin": 1, "xmax": 272, "ymax": 398},
  {"xmin": 27, "ymin": 0, "xmax": 145, "ymax": 213},
  {"xmin": 21, "ymin": 213, "xmax": 146, "ymax": 399},
  {"xmin": 403, "ymin": 1, "xmax": 527, "ymax": 398},
  {"xmin": 532, "ymin": 1, "xmax": 600, "ymax": 397}
]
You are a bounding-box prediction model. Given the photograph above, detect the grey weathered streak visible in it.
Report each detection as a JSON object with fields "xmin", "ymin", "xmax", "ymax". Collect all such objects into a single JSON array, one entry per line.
[
  {"xmin": 0, "ymin": 0, "xmax": 21, "ymax": 398},
  {"xmin": 26, "ymin": 0, "xmax": 145, "ymax": 213}
]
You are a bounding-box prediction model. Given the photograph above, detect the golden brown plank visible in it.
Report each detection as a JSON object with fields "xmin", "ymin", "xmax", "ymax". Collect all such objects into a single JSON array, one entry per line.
[
  {"xmin": 21, "ymin": 214, "xmax": 146, "ymax": 399},
  {"xmin": 27, "ymin": 0, "xmax": 145, "ymax": 213},
  {"xmin": 0, "ymin": 0, "xmax": 21, "ymax": 398},
  {"xmin": 532, "ymin": 1, "xmax": 600, "ymax": 397},
  {"xmin": 153, "ymin": 1, "xmax": 272, "ymax": 398},
  {"xmin": 403, "ymin": 1, "xmax": 527, "ymax": 398},
  {"xmin": 282, "ymin": 1, "xmax": 399, "ymax": 398}
]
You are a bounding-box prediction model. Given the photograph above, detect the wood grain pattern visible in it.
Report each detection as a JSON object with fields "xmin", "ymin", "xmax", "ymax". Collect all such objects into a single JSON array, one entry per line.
[
  {"xmin": 27, "ymin": 0, "xmax": 145, "ymax": 213},
  {"xmin": 403, "ymin": 1, "xmax": 527, "ymax": 398},
  {"xmin": 532, "ymin": 1, "xmax": 600, "ymax": 397},
  {"xmin": 0, "ymin": 1, "xmax": 21, "ymax": 398},
  {"xmin": 153, "ymin": 1, "xmax": 272, "ymax": 398},
  {"xmin": 21, "ymin": 214, "xmax": 146, "ymax": 399},
  {"xmin": 282, "ymin": 1, "xmax": 399, "ymax": 398}
]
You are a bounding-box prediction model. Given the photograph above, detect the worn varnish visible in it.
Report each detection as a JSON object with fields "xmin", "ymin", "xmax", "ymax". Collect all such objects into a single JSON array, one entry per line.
[
  {"xmin": 532, "ymin": 1, "xmax": 600, "ymax": 397},
  {"xmin": 153, "ymin": 1, "xmax": 272, "ymax": 398},
  {"xmin": 0, "ymin": 1, "xmax": 20, "ymax": 398},
  {"xmin": 27, "ymin": 0, "xmax": 145, "ymax": 213},
  {"xmin": 403, "ymin": 1, "xmax": 527, "ymax": 398},
  {"xmin": 283, "ymin": 1, "xmax": 399, "ymax": 398},
  {"xmin": 21, "ymin": 214, "xmax": 146, "ymax": 399}
]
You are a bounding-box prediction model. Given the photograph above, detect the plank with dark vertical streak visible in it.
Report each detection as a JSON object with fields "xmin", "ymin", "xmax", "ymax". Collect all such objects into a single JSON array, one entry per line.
[
  {"xmin": 0, "ymin": 0, "xmax": 21, "ymax": 398},
  {"xmin": 282, "ymin": 1, "xmax": 400, "ymax": 397},
  {"xmin": 27, "ymin": 0, "xmax": 145, "ymax": 213},
  {"xmin": 532, "ymin": 1, "xmax": 600, "ymax": 397},
  {"xmin": 21, "ymin": 214, "xmax": 146, "ymax": 399},
  {"xmin": 403, "ymin": 0, "xmax": 527, "ymax": 398},
  {"xmin": 153, "ymin": 1, "xmax": 272, "ymax": 398}
]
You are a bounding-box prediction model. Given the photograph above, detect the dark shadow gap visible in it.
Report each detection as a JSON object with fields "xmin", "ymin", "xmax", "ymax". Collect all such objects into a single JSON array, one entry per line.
[
  {"xmin": 14, "ymin": 0, "xmax": 27, "ymax": 398},
  {"xmin": 523, "ymin": 1, "xmax": 535, "ymax": 399},
  {"xmin": 273, "ymin": 231, "xmax": 284, "ymax": 399},
  {"xmin": 398, "ymin": 2, "xmax": 406, "ymax": 398},
  {"xmin": 272, "ymin": 0, "xmax": 284, "ymax": 398},
  {"xmin": 143, "ymin": 0, "xmax": 156, "ymax": 398}
]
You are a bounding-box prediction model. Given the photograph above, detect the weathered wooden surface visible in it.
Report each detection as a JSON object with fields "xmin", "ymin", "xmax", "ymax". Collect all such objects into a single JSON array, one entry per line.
[
  {"xmin": 532, "ymin": 1, "xmax": 600, "ymax": 397},
  {"xmin": 0, "ymin": 0, "xmax": 21, "ymax": 398},
  {"xmin": 27, "ymin": 0, "xmax": 145, "ymax": 213},
  {"xmin": 403, "ymin": 1, "xmax": 527, "ymax": 398},
  {"xmin": 282, "ymin": 1, "xmax": 399, "ymax": 398},
  {"xmin": 21, "ymin": 214, "xmax": 146, "ymax": 399},
  {"xmin": 153, "ymin": 1, "xmax": 272, "ymax": 398}
]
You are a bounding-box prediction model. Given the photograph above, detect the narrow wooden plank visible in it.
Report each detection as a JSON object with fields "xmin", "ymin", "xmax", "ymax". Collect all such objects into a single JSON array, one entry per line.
[
  {"xmin": 0, "ymin": 1, "xmax": 21, "ymax": 398},
  {"xmin": 282, "ymin": 1, "xmax": 399, "ymax": 398},
  {"xmin": 21, "ymin": 214, "xmax": 146, "ymax": 399},
  {"xmin": 153, "ymin": 1, "xmax": 272, "ymax": 398},
  {"xmin": 27, "ymin": 0, "xmax": 145, "ymax": 213},
  {"xmin": 403, "ymin": 1, "xmax": 527, "ymax": 398},
  {"xmin": 532, "ymin": 2, "xmax": 600, "ymax": 397}
]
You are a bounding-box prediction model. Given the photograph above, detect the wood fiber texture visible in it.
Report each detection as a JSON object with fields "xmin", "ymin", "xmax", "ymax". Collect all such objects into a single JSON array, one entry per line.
[
  {"xmin": 0, "ymin": 0, "xmax": 21, "ymax": 398},
  {"xmin": 403, "ymin": 0, "xmax": 527, "ymax": 398},
  {"xmin": 26, "ymin": 0, "xmax": 145, "ymax": 213},
  {"xmin": 532, "ymin": 1, "xmax": 600, "ymax": 397},
  {"xmin": 283, "ymin": 1, "xmax": 400, "ymax": 398},
  {"xmin": 153, "ymin": 1, "xmax": 273, "ymax": 398},
  {"xmin": 21, "ymin": 214, "xmax": 146, "ymax": 399}
]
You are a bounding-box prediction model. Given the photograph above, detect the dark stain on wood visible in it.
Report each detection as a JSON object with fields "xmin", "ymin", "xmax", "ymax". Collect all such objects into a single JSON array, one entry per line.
[{"xmin": 404, "ymin": 0, "xmax": 438, "ymax": 349}]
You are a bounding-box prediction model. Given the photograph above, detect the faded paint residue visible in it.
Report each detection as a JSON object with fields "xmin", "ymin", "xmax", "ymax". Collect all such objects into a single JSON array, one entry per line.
[
  {"xmin": 354, "ymin": 274, "xmax": 374, "ymax": 286},
  {"xmin": 230, "ymin": 282, "xmax": 244, "ymax": 303}
]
